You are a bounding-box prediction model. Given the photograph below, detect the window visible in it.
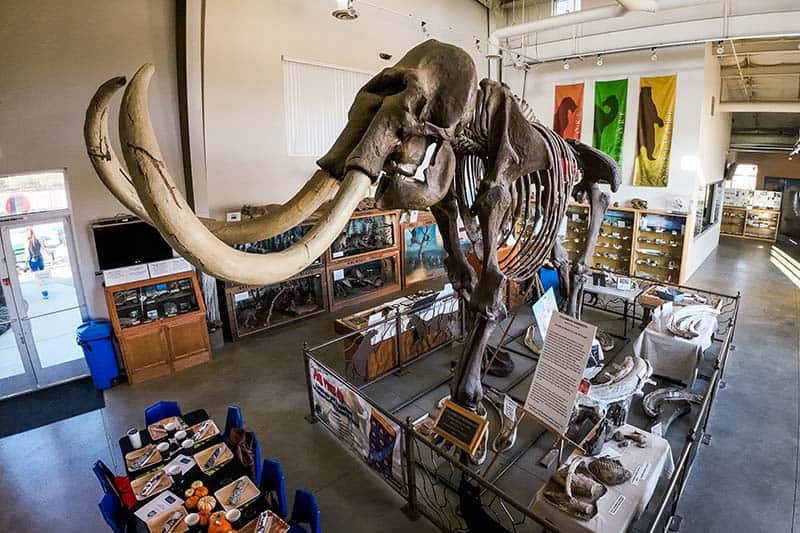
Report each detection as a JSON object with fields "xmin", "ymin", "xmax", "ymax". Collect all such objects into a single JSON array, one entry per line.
[
  {"xmin": 553, "ymin": 0, "xmax": 581, "ymax": 16},
  {"xmin": 728, "ymin": 164, "xmax": 758, "ymax": 191},
  {"xmin": 283, "ymin": 58, "xmax": 373, "ymax": 157},
  {"xmin": 0, "ymin": 170, "xmax": 69, "ymax": 216},
  {"xmin": 694, "ymin": 182, "xmax": 723, "ymax": 237}
]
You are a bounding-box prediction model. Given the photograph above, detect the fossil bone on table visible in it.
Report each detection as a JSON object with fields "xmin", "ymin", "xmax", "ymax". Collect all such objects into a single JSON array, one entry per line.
[{"xmin": 84, "ymin": 39, "xmax": 620, "ymax": 413}]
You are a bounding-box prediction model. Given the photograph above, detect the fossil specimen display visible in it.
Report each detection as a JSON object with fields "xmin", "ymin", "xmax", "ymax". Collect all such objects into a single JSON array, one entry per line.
[
  {"xmin": 233, "ymin": 276, "xmax": 325, "ymax": 334},
  {"xmin": 85, "ymin": 39, "xmax": 620, "ymax": 413},
  {"xmin": 331, "ymin": 215, "xmax": 395, "ymax": 258},
  {"xmin": 643, "ymin": 387, "xmax": 703, "ymax": 435},
  {"xmin": 543, "ymin": 460, "xmax": 606, "ymax": 521},
  {"xmin": 587, "ymin": 456, "xmax": 631, "ymax": 485},
  {"xmin": 666, "ymin": 304, "xmax": 720, "ymax": 339},
  {"xmin": 332, "ymin": 258, "xmax": 396, "ymax": 302}
]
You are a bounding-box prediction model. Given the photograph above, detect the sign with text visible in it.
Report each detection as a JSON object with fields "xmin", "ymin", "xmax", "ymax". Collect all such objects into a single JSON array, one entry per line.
[
  {"xmin": 530, "ymin": 287, "xmax": 558, "ymax": 347},
  {"xmin": 433, "ymin": 400, "xmax": 489, "ymax": 455},
  {"xmin": 524, "ymin": 312, "xmax": 597, "ymax": 434}
]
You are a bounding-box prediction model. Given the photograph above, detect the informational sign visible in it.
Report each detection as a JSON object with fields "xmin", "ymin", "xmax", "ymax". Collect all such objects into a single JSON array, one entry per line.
[
  {"xmin": 433, "ymin": 399, "xmax": 489, "ymax": 455},
  {"xmin": 503, "ymin": 395, "xmax": 518, "ymax": 422},
  {"xmin": 147, "ymin": 257, "xmax": 192, "ymax": 278},
  {"xmin": 103, "ymin": 264, "xmax": 151, "ymax": 287},
  {"xmin": 531, "ymin": 287, "xmax": 558, "ymax": 341},
  {"xmin": 524, "ymin": 312, "xmax": 597, "ymax": 434},
  {"xmin": 308, "ymin": 359, "xmax": 404, "ymax": 481}
]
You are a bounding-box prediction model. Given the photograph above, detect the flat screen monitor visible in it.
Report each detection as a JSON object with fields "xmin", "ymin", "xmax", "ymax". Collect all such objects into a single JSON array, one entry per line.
[{"xmin": 92, "ymin": 217, "xmax": 174, "ymax": 270}]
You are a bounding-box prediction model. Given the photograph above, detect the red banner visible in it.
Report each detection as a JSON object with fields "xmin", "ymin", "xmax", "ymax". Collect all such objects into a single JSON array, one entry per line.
[{"xmin": 553, "ymin": 83, "xmax": 584, "ymax": 140}]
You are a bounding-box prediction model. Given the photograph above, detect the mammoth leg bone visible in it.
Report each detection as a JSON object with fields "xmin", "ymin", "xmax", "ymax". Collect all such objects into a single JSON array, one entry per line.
[
  {"xmin": 550, "ymin": 239, "xmax": 572, "ymax": 313},
  {"xmin": 430, "ymin": 187, "xmax": 477, "ymax": 304},
  {"xmin": 567, "ymin": 181, "xmax": 610, "ymax": 317},
  {"xmin": 451, "ymin": 183, "xmax": 511, "ymax": 410}
]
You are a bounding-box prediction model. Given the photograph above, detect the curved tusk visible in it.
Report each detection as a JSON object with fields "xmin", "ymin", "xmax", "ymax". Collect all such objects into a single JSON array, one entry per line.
[
  {"xmin": 203, "ymin": 169, "xmax": 340, "ymax": 245},
  {"xmin": 120, "ymin": 64, "xmax": 370, "ymax": 284},
  {"xmin": 85, "ymin": 76, "xmax": 154, "ymax": 223},
  {"xmin": 86, "ymin": 69, "xmax": 340, "ymax": 245}
]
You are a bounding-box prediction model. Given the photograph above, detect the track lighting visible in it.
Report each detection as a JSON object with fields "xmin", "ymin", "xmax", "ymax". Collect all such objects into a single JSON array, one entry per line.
[
  {"xmin": 332, "ymin": 0, "xmax": 358, "ymax": 20},
  {"xmin": 715, "ymin": 42, "xmax": 725, "ymax": 55},
  {"xmin": 563, "ymin": 60, "xmax": 571, "ymax": 70},
  {"xmin": 650, "ymin": 48, "xmax": 658, "ymax": 61},
  {"xmin": 596, "ymin": 55, "xmax": 604, "ymax": 66}
]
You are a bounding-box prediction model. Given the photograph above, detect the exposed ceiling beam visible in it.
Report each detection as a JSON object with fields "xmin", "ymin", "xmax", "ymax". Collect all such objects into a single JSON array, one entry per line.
[
  {"xmin": 719, "ymin": 101, "xmax": 800, "ymax": 112},
  {"xmin": 721, "ymin": 64, "xmax": 800, "ymax": 78},
  {"xmin": 717, "ymin": 39, "xmax": 800, "ymax": 57}
]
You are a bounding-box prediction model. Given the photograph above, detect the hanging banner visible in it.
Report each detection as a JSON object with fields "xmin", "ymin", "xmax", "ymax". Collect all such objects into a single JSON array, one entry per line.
[
  {"xmin": 592, "ymin": 79, "xmax": 628, "ymax": 164},
  {"xmin": 634, "ymin": 75, "xmax": 676, "ymax": 187},
  {"xmin": 553, "ymin": 83, "xmax": 584, "ymax": 140}
]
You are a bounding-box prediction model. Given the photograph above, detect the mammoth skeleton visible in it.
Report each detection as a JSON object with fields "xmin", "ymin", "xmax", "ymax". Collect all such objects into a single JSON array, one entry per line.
[{"xmin": 85, "ymin": 39, "xmax": 619, "ymax": 411}]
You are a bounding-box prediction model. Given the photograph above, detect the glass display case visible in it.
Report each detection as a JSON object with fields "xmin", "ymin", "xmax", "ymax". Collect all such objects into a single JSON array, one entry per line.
[
  {"xmin": 633, "ymin": 212, "xmax": 687, "ymax": 283},
  {"xmin": 402, "ymin": 212, "xmax": 447, "ymax": 287},
  {"xmin": 594, "ymin": 208, "xmax": 635, "ymax": 275},
  {"xmin": 330, "ymin": 253, "xmax": 400, "ymax": 309},
  {"xmin": 226, "ymin": 272, "xmax": 327, "ymax": 339},
  {"xmin": 112, "ymin": 276, "xmax": 199, "ymax": 329},
  {"xmin": 744, "ymin": 208, "xmax": 780, "ymax": 241},
  {"xmin": 720, "ymin": 205, "xmax": 747, "ymax": 236},
  {"xmin": 562, "ymin": 204, "xmax": 589, "ymax": 262},
  {"xmin": 330, "ymin": 212, "xmax": 397, "ymax": 261},
  {"xmin": 233, "ymin": 223, "xmax": 322, "ymax": 266}
]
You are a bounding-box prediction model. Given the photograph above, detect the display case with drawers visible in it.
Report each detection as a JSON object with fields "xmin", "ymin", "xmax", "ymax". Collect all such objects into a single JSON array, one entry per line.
[{"xmin": 105, "ymin": 271, "xmax": 210, "ymax": 383}]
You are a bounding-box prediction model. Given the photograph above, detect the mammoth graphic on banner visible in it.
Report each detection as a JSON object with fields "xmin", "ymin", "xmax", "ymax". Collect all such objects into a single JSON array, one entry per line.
[{"xmin": 309, "ymin": 359, "xmax": 403, "ymax": 481}]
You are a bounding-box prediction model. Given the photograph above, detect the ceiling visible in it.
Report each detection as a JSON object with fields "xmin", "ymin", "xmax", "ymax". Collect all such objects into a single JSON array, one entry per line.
[{"xmin": 718, "ymin": 37, "xmax": 800, "ymax": 104}]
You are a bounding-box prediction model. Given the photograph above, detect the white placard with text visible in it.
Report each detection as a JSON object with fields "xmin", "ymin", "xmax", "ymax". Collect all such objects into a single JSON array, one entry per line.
[{"xmin": 523, "ymin": 312, "xmax": 596, "ymax": 434}]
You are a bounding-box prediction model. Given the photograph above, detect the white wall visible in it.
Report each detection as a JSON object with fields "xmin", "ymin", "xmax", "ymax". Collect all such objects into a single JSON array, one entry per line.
[
  {"xmin": 502, "ymin": 43, "xmax": 729, "ymax": 278},
  {"xmin": 202, "ymin": 0, "xmax": 488, "ymax": 218},
  {"xmin": 0, "ymin": 0, "xmax": 185, "ymax": 319}
]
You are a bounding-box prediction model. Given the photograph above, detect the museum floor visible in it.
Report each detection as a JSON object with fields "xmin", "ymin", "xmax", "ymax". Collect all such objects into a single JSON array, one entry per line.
[{"xmin": 0, "ymin": 236, "xmax": 798, "ymax": 532}]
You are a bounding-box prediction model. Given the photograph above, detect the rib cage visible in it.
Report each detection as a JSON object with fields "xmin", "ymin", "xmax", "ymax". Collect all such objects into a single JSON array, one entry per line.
[{"xmin": 455, "ymin": 123, "xmax": 579, "ymax": 282}]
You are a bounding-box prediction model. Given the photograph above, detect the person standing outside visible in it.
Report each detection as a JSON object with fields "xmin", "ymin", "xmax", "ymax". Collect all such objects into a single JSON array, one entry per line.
[{"xmin": 27, "ymin": 228, "xmax": 48, "ymax": 299}]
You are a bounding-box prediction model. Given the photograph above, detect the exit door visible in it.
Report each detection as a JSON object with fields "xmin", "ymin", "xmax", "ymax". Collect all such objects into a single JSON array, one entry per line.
[{"xmin": 0, "ymin": 216, "xmax": 89, "ymax": 398}]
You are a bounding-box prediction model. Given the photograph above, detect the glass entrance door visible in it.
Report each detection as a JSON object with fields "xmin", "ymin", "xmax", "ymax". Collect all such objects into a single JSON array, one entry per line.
[
  {"xmin": 0, "ymin": 216, "xmax": 88, "ymax": 397},
  {"xmin": 0, "ymin": 252, "xmax": 36, "ymax": 398}
]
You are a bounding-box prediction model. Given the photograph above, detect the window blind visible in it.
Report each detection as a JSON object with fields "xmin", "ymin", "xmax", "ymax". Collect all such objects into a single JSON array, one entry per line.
[{"xmin": 283, "ymin": 58, "xmax": 373, "ymax": 157}]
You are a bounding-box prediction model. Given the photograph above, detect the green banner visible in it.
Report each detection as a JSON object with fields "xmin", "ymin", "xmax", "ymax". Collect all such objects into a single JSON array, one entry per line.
[{"xmin": 592, "ymin": 79, "xmax": 628, "ymax": 165}]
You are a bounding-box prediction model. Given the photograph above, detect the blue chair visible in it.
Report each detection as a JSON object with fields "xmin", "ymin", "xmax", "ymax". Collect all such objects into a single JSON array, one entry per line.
[
  {"xmin": 99, "ymin": 493, "xmax": 126, "ymax": 532},
  {"xmin": 253, "ymin": 433, "xmax": 263, "ymax": 486},
  {"xmin": 224, "ymin": 405, "xmax": 244, "ymax": 439},
  {"xmin": 259, "ymin": 459, "xmax": 288, "ymax": 518},
  {"xmin": 93, "ymin": 460, "xmax": 116, "ymax": 495},
  {"xmin": 288, "ymin": 489, "xmax": 321, "ymax": 533},
  {"xmin": 144, "ymin": 401, "xmax": 181, "ymax": 425}
]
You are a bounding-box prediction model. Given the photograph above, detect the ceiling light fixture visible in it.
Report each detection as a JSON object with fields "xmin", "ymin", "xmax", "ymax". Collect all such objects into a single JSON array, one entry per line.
[
  {"xmin": 332, "ymin": 0, "xmax": 358, "ymax": 20},
  {"xmin": 715, "ymin": 41, "xmax": 725, "ymax": 55},
  {"xmin": 650, "ymin": 48, "xmax": 658, "ymax": 61},
  {"xmin": 596, "ymin": 55, "xmax": 604, "ymax": 66},
  {"xmin": 563, "ymin": 60, "xmax": 571, "ymax": 70}
]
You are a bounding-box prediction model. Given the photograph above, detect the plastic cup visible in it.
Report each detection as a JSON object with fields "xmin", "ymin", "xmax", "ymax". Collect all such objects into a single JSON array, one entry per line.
[
  {"xmin": 165, "ymin": 421, "xmax": 178, "ymax": 439},
  {"xmin": 156, "ymin": 442, "xmax": 170, "ymax": 458},
  {"xmin": 166, "ymin": 464, "xmax": 184, "ymax": 490},
  {"xmin": 225, "ymin": 508, "xmax": 242, "ymax": 526},
  {"xmin": 126, "ymin": 426, "xmax": 142, "ymax": 449},
  {"xmin": 174, "ymin": 430, "xmax": 187, "ymax": 442},
  {"xmin": 181, "ymin": 439, "xmax": 195, "ymax": 451}
]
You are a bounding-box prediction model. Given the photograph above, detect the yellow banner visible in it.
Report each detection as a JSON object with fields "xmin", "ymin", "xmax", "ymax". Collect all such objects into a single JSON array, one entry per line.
[{"xmin": 634, "ymin": 75, "xmax": 676, "ymax": 187}]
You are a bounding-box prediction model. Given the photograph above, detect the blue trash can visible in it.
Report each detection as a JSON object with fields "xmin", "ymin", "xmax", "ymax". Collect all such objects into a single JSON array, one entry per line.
[{"xmin": 77, "ymin": 320, "xmax": 119, "ymax": 390}]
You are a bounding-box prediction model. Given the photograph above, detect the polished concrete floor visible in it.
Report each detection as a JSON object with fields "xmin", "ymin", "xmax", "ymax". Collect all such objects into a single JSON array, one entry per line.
[{"xmin": 0, "ymin": 236, "xmax": 798, "ymax": 532}]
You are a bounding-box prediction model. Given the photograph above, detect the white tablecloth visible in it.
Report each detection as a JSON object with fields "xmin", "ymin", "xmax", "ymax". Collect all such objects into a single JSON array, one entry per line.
[
  {"xmin": 531, "ymin": 425, "xmax": 674, "ymax": 533},
  {"xmin": 632, "ymin": 305, "xmax": 715, "ymax": 385}
]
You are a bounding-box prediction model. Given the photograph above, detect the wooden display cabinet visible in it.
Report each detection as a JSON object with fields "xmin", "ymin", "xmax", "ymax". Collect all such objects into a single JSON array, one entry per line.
[
  {"xmin": 327, "ymin": 209, "xmax": 400, "ymax": 263},
  {"xmin": 593, "ymin": 207, "xmax": 635, "ymax": 275},
  {"xmin": 328, "ymin": 249, "xmax": 402, "ymax": 310},
  {"xmin": 720, "ymin": 205, "xmax": 747, "ymax": 236},
  {"xmin": 105, "ymin": 271, "xmax": 210, "ymax": 384},
  {"xmin": 632, "ymin": 211, "xmax": 691, "ymax": 284},
  {"xmin": 744, "ymin": 208, "xmax": 780, "ymax": 241},
  {"xmin": 222, "ymin": 268, "xmax": 328, "ymax": 340},
  {"xmin": 562, "ymin": 204, "xmax": 589, "ymax": 262}
]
